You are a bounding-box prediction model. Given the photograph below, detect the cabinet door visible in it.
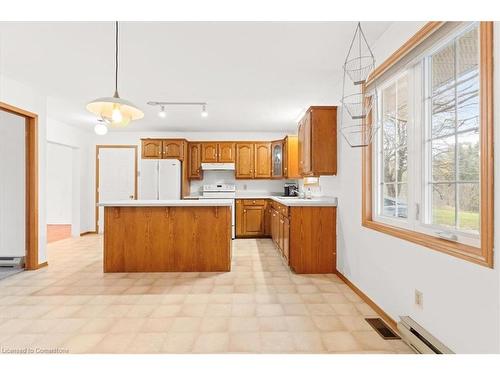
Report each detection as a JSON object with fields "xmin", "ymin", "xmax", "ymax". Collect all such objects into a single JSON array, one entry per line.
[
  {"xmin": 279, "ymin": 215, "xmax": 285, "ymax": 256},
  {"xmin": 271, "ymin": 209, "xmax": 279, "ymax": 245},
  {"xmin": 254, "ymin": 143, "xmax": 271, "ymax": 178},
  {"xmin": 284, "ymin": 135, "xmax": 300, "ymax": 179},
  {"xmin": 163, "ymin": 140, "xmax": 184, "ymax": 159},
  {"xmin": 142, "ymin": 139, "xmax": 162, "ymax": 159},
  {"xmin": 283, "ymin": 216, "xmax": 290, "ymax": 262},
  {"xmin": 201, "ymin": 143, "xmax": 218, "ymax": 163},
  {"xmin": 302, "ymin": 112, "xmax": 312, "ymax": 175},
  {"xmin": 242, "ymin": 206, "xmax": 265, "ymax": 236},
  {"xmin": 236, "ymin": 143, "xmax": 254, "ymax": 179},
  {"xmin": 271, "ymin": 141, "xmax": 283, "ymax": 178},
  {"xmin": 264, "ymin": 205, "xmax": 272, "ymax": 237},
  {"xmin": 188, "ymin": 143, "xmax": 202, "ymax": 179},
  {"xmin": 298, "ymin": 121, "xmax": 304, "ymax": 175},
  {"xmin": 218, "ymin": 143, "xmax": 235, "ymax": 162}
]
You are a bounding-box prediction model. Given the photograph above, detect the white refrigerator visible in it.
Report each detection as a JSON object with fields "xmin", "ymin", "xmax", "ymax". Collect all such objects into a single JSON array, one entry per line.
[{"xmin": 140, "ymin": 159, "xmax": 181, "ymax": 200}]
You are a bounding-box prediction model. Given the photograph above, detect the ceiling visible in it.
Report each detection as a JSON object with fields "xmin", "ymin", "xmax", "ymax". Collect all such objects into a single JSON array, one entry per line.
[{"xmin": 0, "ymin": 22, "xmax": 392, "ymax": 132}]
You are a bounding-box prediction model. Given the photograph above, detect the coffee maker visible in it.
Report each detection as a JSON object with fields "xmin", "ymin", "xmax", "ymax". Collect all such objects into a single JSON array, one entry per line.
[{"xmin": 284, "ymin": 182, "xmax": 299, "ymax": 197}]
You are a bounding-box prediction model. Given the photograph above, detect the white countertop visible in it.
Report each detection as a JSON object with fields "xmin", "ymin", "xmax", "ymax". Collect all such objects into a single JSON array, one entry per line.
[
  {"xmin": 271, "ymin": 196, "xmax": 338, "ymax": 207},
  {"xmin": 182, "ymin": 194, "xmax": 338, "ymax": 207},
  {"xmin": 98, "ymin": 199, "xmax": 233, "ymax": 207}
]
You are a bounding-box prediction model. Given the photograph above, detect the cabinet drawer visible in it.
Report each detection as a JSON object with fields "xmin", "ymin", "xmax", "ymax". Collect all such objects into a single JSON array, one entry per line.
[{"xmin": 242, "ymin": 199, "xmax": 266, "ymax": 206}]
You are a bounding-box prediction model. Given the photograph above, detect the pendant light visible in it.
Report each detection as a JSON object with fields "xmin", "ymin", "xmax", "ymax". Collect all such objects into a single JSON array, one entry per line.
[{"xmin": 87, "ymin": 21, "xmax": 143, "ymax": 130}]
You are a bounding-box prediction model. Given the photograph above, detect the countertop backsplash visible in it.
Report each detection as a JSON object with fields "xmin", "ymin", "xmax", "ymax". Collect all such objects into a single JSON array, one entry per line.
[{"xmin": 189, "ymin": 170, "xmax": 297, "ymax": 196}]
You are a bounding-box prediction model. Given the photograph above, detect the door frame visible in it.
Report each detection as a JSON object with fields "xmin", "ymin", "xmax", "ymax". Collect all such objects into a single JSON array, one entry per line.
[
  {"xmin": 95, "ymin": 145, "xmax": 138, "ymax": 233},
  {"xmin": 0, "ymin": 101, "xmax": 39, "ymax": 270}
]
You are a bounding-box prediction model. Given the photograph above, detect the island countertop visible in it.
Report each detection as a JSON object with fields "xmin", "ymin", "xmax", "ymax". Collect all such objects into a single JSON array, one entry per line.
[{"xmin": 98, "ymin": 199, "xmax": 233, "ymax": 207}]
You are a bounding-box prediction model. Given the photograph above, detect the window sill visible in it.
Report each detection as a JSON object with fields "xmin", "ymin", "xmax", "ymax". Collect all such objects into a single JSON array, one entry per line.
[{"xmin": 362, "ymin": 218, "xmax": 492, "ymax": 268}]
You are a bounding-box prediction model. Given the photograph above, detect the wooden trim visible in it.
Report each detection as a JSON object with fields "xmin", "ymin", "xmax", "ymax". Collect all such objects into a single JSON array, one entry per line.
[
  {"xmin": 95, "ymin": 145, "xmax": 138, "ymax": 233},
  {"xmin": 80, "ymin": 231, "xmax": 97, "ymax": 236},
  {"xmin": 366, "ymin": 22, "xmax": 445, "ymax": 87},
  {"xmin": 337, "ymin": 272, "xmax": 397, "ymax": 332},
  {"xmin": 0, "ymin": 101, "xmax": 38, "ymax": 270},
  {"xmin": 479, "ymin": 21, "xmax": 494, "ymax": 268},
  {"xmin": 362, "ymin": 22, "xmax": 494, "ymax": 268},
  {"xmin": 36, "ymin": 261, "xmax": 48, "ymax": 269}
]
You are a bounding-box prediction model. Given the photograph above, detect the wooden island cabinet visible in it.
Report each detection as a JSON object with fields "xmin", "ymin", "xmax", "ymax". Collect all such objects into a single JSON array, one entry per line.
[{"xmin": 101, "ymin": 201, "xmax": 232, "ymax": 272}]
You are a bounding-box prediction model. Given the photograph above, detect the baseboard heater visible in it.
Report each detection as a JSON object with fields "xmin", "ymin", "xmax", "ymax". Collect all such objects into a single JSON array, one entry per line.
[
  {"xmin": 397, "ymin": 316, "xmax": 453, "ymax": 354},
  {"xmin": 0, "ymin": 257, "xmax": 25, "ymax": 268}
]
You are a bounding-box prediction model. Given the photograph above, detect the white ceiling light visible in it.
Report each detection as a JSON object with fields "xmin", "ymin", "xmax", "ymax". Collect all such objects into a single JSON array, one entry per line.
[
  {"xmin": 94, "ymin": 120, "xmax": 108, "ymax": 135},
  {"xmin": 158, "ymin": 105, "xmax": 167, "ymax": 118},
  {"xmin": 201, "ymin": 104, "xmax": 208, "ymax": 118},
  {"xmin": 86, "ymin": 21, "xmax": 144, "ymax": 128}
]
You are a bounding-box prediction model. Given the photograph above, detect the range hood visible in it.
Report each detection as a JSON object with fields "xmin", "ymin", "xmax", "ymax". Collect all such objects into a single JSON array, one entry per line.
[{"xmin": 201, "ymin": 163, "xmax": 235, "ymax": 171}]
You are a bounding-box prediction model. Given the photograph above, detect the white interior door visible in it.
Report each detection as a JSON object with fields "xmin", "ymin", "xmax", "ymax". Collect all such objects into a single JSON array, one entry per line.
[
  {"xmin": 0, "ymin": 110, "xmax": 26, "ymax": 258},
  {"xmin": 97, "ymin": 147, "xmax": 136, "ymax": 233}
]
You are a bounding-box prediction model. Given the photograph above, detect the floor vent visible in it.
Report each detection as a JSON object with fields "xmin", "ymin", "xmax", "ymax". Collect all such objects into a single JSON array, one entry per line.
[{"xmin": 365, "ymin": 318, "xmax": 400, "ymax": 340}]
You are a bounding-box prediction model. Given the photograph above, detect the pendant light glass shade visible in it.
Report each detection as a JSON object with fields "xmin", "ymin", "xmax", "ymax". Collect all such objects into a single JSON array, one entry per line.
[
  {"xmin": 87, "ymin": 93, "xmax": 143, "ymax": 127},
  {"xmin": 86, "ymin": 22, "xmax": 143, "ymax": 128}
]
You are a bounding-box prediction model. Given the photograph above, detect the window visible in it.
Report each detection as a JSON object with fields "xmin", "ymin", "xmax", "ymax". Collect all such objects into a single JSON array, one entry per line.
[{"xmin": 362, "ymin": 22, "xmax": 493, "ymax": 267}]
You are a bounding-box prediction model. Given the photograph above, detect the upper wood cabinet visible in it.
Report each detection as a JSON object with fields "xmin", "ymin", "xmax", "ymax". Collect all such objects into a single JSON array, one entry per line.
[
  {"xmin": 201, "ymin": 142, "xmax": 235, "ymax": 163},
  {"xmin": 298, "ymin": 106, "xmax": 337, "ymax": 176},
  {"xmin": 254, "ymin": 143, "xmax": 272, "ymax": 179},
  {"xmin": 284, "ymin": 135, "xmax": 300, "ymax": 179},
  {"xmin": 218, "ymin": 142, "xmax": 236, "ymax": 162},
  {"xmin": 141, "ymin": 139, "xmax": 162, "ymax": 159},
  {"xmin": 163, "ymin": 139, "xmax": 184, "ymax": 159},
  {"xmin": 188, "ymin": 143, "xmax": 203, "ymax": 180},
  {"xmin": 235, "ymin": 143, "xmax": 254, "ymax": 179},
  {"xmin": 201, "ymin": 143, "xmax": 218, "ymax": 162},
  {"xmin": 141, "ymin": 139, "xmax": 186, "ymax": 160},
  {"xmin": 271, "ymin": 140, "xmax": 284, "ymax": 178},
  {"xmin": 235, "ymin": 142, "xmax": 271, "ymax": 179}
]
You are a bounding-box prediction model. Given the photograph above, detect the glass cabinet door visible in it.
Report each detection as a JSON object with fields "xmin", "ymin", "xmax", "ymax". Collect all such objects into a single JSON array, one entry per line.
[{"xmin": 272, "ymin": 142, "xmax": 283, "ymax": 177}]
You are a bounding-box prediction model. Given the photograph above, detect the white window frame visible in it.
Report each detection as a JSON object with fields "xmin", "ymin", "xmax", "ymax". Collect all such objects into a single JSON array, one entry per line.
[{"xmin": 372, "ymin": 22, "xmax": 481, "ymax": 248}]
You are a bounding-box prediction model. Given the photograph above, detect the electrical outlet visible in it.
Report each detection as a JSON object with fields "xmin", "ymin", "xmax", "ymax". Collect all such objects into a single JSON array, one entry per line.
[{"xmin": 414, "ymin": 289, "xmax": 423, "ymax": 308}]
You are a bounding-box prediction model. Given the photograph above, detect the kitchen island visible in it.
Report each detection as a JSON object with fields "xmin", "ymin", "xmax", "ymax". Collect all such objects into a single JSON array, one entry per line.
[{"xmin": 98, "ymin": 200, "xmax": 232, "ymax": 273}]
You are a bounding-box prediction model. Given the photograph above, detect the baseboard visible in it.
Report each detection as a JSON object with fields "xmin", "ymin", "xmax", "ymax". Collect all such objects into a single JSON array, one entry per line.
[
  {"xmin": 337, "ymin": 272, "xmax": 397, "ymax": 332},
  {"xmin": 36, "ymin": 261, "xmax": 48, "ymax": 269},
  {"xmin": 80, "ymin": 231, "xmax": 97, "ymax": 236}
]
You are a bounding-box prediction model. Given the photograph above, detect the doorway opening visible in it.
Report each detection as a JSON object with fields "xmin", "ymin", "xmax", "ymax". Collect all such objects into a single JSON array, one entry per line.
[
  {"xmin": 46, "ymin": 142, "xmax": 78, "ymax": 243},
  {"xmin": 0, "ymin": 102, "xmax": 39, "ymax": 275}
]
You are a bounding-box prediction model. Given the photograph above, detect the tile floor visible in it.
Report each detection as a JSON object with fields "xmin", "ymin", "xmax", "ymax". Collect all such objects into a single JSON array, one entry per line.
[{"xmin": 0, "ymin": 235, "xmax": 413, "ymax": 354}]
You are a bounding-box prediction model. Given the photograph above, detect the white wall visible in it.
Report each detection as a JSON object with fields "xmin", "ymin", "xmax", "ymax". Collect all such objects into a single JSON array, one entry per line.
[
  {"xmin": 0, "ymin": 74, "xmax": 48, "ymax": 265},
  {"xmin": 318, "ymin": 22, "xmax": 500, "ymax": 353},
  {"xmin": 46, "ymin": 142, "xmax": 73, "ymax": 224},
  {"xmin": 0, "ymin": 110, "xmax": 25, "ymax": 257}
]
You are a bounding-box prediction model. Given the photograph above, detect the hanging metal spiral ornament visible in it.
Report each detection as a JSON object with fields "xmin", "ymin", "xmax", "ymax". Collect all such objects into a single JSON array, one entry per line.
[{"xmin": 340, "ymin": 22, "xmax": 378, "ymax": 148}]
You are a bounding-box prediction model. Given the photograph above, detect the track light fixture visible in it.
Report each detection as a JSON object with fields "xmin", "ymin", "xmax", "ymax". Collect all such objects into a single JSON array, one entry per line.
[{"xmin": 147, "ymin": 101, "xmax": 208, "ymax": 119}]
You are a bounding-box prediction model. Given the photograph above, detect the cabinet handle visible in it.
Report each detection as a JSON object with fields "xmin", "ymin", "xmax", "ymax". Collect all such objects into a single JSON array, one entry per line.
[{"xmin": 244, "ymin": 209, "xmax": 247, "ymax": 213}]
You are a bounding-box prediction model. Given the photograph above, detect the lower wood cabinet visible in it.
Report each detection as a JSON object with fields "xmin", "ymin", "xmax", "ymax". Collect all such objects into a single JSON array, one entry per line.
[
  {"xmin": 262, "ymin": 199, "xmax": 337, "ymax": 273},
  {"xmin": 235, "ymin": 199, "xmax": 266, "ymax": 237}
]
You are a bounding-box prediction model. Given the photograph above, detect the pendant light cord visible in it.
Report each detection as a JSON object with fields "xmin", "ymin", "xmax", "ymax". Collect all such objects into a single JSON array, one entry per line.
[{"xmin": 114, "ymin": 21, "xmax": 119, "ymax": 96}]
